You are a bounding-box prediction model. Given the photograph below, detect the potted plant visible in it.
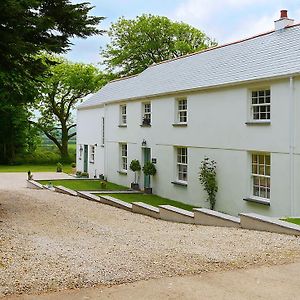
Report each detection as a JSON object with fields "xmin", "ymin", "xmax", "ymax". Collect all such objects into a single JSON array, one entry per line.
[
  {"xmin": 81, "ymin": 172, "xmax": 89, "ymax": 178},
  {"xmin": 142, "ymin": 162, "xmax": 156, "ymax": 194},
  {"xmin": 130, "ymin": 159, "xmax": 141, "ymax": 190},
  {"xmin": 56, "ymin": 162, "xmax": 63, "ymax": 173},
  {"xmin": 71, "ymin": 162, "xmax": 76, "ymax": 174}
]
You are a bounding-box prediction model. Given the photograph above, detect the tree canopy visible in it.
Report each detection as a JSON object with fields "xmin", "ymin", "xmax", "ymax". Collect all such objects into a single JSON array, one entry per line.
[
  {"xmin": 32, "ymin": 56, "xmax": 108, "ymax": 161},
  {"xmin": 0, "ymin": 0, "xmax": 104, "ymax": 108},
  {"xmin": 101, "ymin": 14, "xmax": 217, "ymax": 76}
]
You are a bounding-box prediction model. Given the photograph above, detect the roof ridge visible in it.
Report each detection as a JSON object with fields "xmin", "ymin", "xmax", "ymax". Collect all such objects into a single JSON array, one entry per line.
[
  {"xmin": 149, "ymin": 23, "xmax": 300, "ymax": 68},
  {"xmin": 110, "ymin": 74, "xmax": 138, "ymax": 83}
]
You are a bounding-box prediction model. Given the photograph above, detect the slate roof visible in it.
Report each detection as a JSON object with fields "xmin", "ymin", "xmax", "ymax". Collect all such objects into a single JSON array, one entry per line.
[{"xmin": 78, "ymin": 24, "xmax": 300, "ymax": 109}]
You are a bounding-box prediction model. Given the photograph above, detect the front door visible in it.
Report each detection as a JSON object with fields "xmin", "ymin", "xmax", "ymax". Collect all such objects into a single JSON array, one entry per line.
[
  {"xmin": 143, "ymin": 147, "xmax": 151, "ymax": 188},
  {"xmin": 83, "ymin": 145, "xmax": 88, "ymax": 173}
]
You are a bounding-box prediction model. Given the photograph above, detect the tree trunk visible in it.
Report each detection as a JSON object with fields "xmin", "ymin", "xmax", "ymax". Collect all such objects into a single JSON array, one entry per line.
[{"xmin": 60, "ymin": 127, "xmax": 70, "ymax": 162}]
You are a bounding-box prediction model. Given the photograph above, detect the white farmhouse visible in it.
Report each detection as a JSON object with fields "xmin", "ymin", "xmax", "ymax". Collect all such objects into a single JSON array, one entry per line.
[{"xmin": 77, "ymin": 11, "xmax": 300, "ymax": 217}]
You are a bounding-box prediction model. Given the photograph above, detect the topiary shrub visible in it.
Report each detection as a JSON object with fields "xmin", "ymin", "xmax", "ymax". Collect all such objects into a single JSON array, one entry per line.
[{"xmin": 130, "ymin": 159, "xmax": 141, "ymax": 184}]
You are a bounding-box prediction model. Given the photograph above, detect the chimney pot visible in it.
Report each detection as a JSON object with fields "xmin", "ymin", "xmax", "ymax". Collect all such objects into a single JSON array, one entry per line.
[{"xmin": 280, "ymin": 10, "xmax": 288, "ymax": 19}]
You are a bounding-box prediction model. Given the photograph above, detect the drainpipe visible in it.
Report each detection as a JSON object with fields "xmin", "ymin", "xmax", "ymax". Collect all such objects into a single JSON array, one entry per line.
[
  {"xmin": 289, "ymin": 76, "xmax": 295, "ymax": 216},
  {"xmin": 104, "ymin": 103, "xmax": 107, "ymax": 179}
]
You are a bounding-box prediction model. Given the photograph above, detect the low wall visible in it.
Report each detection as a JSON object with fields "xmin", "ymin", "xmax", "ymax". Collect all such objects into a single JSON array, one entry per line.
[
  {"xmin": 194, "ymin": 208, "xmax": 240, "ymax": 228},
  {"xmin": 132, "ymin": 202, "xmax": 160, "ymax": 219},
  {"xmin": 240, "ymin": 213, "xmax": 300, "ymax": 236},
  {"xmin": 159, "ymin": 205, "xmax": 194, "ymax": 224}
]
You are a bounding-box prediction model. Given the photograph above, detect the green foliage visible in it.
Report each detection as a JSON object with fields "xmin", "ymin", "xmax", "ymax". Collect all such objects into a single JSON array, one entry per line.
[
  {"xmin": 56, "ymin": 162, "xmax": 63, "ymax": 172},
  {"xmin": 71, "ymin": 162, "xmax": 76, "ymax": 168},
  {"xmin": 0, "ymin": 103, "xmax": 40, "ymax": 163},
  {"xmin": 32, "ymin": 55, "xmax": 108, "ymax": 161},
  {"xmin": 130, "ymin": 159, "xmax": 141, "ymax": 183},
  {"xmin": 143, "ymin": 162, "xmax": 157, "ymax": 176},
  {"xmin": 199, "ymin": 157, "xmax": 218, "ymax": 210},
  {"xmin": 101, "ymin": 14, "xmax": 217, "ymax": 76}
]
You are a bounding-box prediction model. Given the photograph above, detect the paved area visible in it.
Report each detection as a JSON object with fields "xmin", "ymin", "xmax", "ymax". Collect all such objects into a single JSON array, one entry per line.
[
  {"xmin": 4, "ymin": 261, "xmax": 300, "ymax": 300},
  {"xmin": 0, "ymin": 173, "xmax": 300, "ymax": 299}
]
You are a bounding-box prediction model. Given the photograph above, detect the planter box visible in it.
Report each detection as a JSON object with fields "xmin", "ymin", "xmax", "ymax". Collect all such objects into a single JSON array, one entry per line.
[
  {"xmin": 131, "ymin": 183, "xmax": 140, "ymax": 190},
  {"xmin": 144, "ymin": 187, "xmax": 152, "ymax": 194}
]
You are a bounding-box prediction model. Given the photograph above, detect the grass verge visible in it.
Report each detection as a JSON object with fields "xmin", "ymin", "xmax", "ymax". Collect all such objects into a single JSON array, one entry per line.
[
  {"xmin": 0, "ymin": 164, "xmax": 72, "ymax": 173},
  {"xmin": 37, "ymin": 179, "xmax": 128, "ymax": 191},
  {"xmin": 98, "ymin": 193, "xmax": 196, "ymax": 211},
  {"xmin": 282, "ymin": 218, "xmax": 300, "ymax": 226}
]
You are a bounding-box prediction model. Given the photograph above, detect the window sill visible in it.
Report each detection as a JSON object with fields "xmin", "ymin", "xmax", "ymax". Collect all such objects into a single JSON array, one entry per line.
[
  {"xmin": 171, "ymin": 181, "xmax": 188, "ymax": 187},
  {"xmin": 172, "ymin": 123, "xmax": 187, "ymax": 127},
  {"xmin": 89, "ymin": 161, "xmax": 94, "ymax": 164},
  {"xmin": 245, "ymin": 121, "xmax": 271, "ymax": 126},
  {"xmin": 100, "ymin": 144, "xmax": 104, "ymax": 148},
  {"xmin": 243, "ymin": 197, "xmax": 270, "ymax": 206},
  {"xmin": 118, "ymin": 124, "xmax": 127, "ymax": 128},
  {"xmin": 140, "ymin": 124, "xmax": 151, "ymax": 127},
  {"xmin": 118, "ymin": 170, "xmax": 127, "ymax": 175}
]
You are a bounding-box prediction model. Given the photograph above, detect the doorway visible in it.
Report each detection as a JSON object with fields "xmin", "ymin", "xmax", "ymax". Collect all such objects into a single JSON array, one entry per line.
[{"xmin": 143, "ymin": 147, "xmax": 151, "ymax": 188}]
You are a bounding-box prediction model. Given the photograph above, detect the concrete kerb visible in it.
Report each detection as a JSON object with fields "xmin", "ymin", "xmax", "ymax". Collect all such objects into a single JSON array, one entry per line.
[
  {"xmin": 77, "ymin": 191, "xmax": 102, "ymax": 203},
  {"xmin": 99, "ymin": 195, "xmax": 132, "ymax": 212},
  {"xmin": 194, "ymin": 208, "xmax": 240, "ymax": 228},
  {"xmin": 26, "ymin": 180, "xmax": 44, "ymax": 190},
  {"xmin": 54, "ymin": 185, "xmax": 78, "ymax": 197},
  {"xmin": 240, "ymin": 213, "xmax": 300, "ymax": 236},
  {"xmin": 132, "ymin": 202, "xmax": 160, "ymax": 219},
  {"xmin": 159, "ymin": 205, "xmax": 194, "ymax": 224}
]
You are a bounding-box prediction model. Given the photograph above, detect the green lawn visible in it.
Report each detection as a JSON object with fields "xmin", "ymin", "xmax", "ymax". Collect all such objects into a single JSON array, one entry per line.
[
  {"xmin": 282, "ymin": 218, "xmax": 300, "ymax": 226},
  {"xmin": 0, "ymin": 164, "xmax": 72, "ymax": 173},
  {"xmin": 99, "ymin": 193, "xmax": 196, "ymax": 211},
  {"xmin": 37, "ymin": 179, "xmax": 128, "ymax": 191}
]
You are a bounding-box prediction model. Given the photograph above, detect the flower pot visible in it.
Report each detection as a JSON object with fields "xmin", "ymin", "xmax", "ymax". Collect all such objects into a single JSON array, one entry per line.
[
  {"xmin": 144, "ymin": 187, "xmax": 152, "ymax": 194},
  {"xmin": 131, "ymin": 183, "xmax": 140, "ymax": 190}
]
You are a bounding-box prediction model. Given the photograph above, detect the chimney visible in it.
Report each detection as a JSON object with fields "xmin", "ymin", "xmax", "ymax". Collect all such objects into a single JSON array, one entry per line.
[{"xmin": 274, "ymin": 10, "xmax": 294, "ymax": 30}]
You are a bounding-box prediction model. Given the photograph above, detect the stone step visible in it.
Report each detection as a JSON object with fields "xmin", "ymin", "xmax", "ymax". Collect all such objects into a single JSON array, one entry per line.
[
  {"xmin": 99, "ymin": 195, "xmax": 132, "ymax": 212},
  {"xmin": 54, "ymin": 185, "xmax": 78, "ymax": 197}
]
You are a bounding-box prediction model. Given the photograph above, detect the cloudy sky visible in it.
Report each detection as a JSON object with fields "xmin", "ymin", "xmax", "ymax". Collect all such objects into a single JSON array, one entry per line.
[{"xmin": 66, "ymin": 0, "xmax": 300, "ymax": 65}]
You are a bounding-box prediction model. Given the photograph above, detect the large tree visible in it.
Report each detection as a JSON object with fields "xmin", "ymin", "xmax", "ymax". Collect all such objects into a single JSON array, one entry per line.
[
  {"xmin": 32, "ymin": 57, "xmax": 108, "ymax": 161},
  {"xmin": 0, "ymin": 0, "xmax": 104, "ymax": 163},
  {"xmin": 0, "ymin": 0, "xmax": 104, "ymax": 92},
  {"xmin": 101, "ymin": 14, "xmax": 217, "ymax": 76}
]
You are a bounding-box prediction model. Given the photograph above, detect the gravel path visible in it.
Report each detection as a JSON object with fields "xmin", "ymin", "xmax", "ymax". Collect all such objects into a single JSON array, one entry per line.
[{"xmin": 0, "ymin": 173, "xmax": 300, "ymax": 297}]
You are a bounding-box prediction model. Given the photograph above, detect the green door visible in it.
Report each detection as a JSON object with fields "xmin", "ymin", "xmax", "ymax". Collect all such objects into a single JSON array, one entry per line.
[
  {"xmin": 83, "ymin": 145, "xmax": 88, "ymax": 173},
  {"xmin": 143, "ymin": 148, "xmax": 151, "ymax": 188}
]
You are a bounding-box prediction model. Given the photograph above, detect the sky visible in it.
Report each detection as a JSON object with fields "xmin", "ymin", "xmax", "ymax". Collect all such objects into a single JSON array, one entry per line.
[{"xmin": 65, "ymin": 0, "xmax": 300, "ymax": 65}]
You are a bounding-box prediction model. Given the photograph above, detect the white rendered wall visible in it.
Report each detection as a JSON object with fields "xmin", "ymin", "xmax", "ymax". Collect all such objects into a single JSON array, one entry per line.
[
  {"xmin": 76, "ymin": 106, "xmax": 105, "ymax": 178},
  {"xmin": 77, "ymin": 76, "xmax": 300, "ymax": 217}
]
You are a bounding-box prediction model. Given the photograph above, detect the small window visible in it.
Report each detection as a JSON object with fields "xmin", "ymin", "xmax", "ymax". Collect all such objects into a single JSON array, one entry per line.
[
  {"xmin": 90, "ymin": 145, "xmax": 95, "ymax": 163},
  {"xmin": 142, "ymin": 102, "xmax": 151, "ymax": 126},
  {"xmin": 251, "ymin": 89, "xmax": 270, "ymax": 121},
  {"xmin": 251, "ymin": 153, "xmax": 270, "ymax": 199},
  {"xmin": 177, "ymin": 147, "xmax": 188, "ymax": 182},
  {"xmin": 120, "ymin": 105, "xmax": 127, "ymax": 125},
  {"xmin": 177, "ymin": 99, "xmax": 187, "ymax": 123},
  {"xmin": 120, "ymin": 144, "xmax": 128, "ymax": 171}
]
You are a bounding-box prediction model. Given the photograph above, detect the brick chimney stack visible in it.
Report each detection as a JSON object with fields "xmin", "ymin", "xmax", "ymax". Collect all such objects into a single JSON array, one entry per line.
[{"xmin": 275, "ymin": 10, "xmax": 294, "ymax": 30}]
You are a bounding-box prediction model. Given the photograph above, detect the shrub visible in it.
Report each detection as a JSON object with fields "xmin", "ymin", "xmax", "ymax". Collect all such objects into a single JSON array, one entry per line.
[
  {"xmin": 130, "ymin": 159, "xmax": 141, "ymax": 183},
  {"xmin": 81, "ymin": 172, "xmax": 89, "ymax": 178},
  {"xmin": 143, "ymin": 162, "xmax": 156, "ymax": 176},
  {"xmin": 56, "ymin": 162, "xmax": 63, "ymax": 172},
  {"xmin": 199, "ymin": 157, "xmax": 218, "ymax": 210},
  {"xmin": 71, "ymin": 162, "xmax": 76, "ymax": 168}
]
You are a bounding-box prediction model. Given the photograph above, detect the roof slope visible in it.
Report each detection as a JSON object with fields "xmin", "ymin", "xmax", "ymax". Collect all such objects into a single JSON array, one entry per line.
[{"xmin": 79, "ymin": 25, "xmax": 300, "ymax": 109}]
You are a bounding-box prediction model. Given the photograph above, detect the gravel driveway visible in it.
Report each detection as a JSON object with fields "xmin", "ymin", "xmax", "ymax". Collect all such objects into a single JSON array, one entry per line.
[{"xmin": 0, "ymin": 173, "xmax": 300, "ymax": 297}]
